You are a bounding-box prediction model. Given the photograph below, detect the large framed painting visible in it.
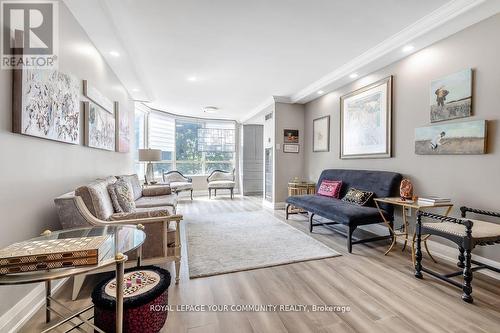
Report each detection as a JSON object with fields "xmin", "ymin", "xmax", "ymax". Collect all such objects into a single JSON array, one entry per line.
[
  {"xmin": 115, "ymin": 102, "xmax": 130, "ymax": 152},
  {"xmin": 13, "ymin": 68, "xmax": 80, "ymax": 144},
  {"xmin": 430, "ymin": 68, "xmax": 472, "ymax": 123},
  {"xmin": 415, "ymin": 119, "xmax": 487, "ymax": 155},
  {"xmin": 313, "ymin": 116, "xmax": 330, "ymax": 152},
  {"xmin": 83, "ymin": 80, "xmax": 114, "ymax": 113},
  {"xmin": 84, "ymin": 101, "xmax": 116, "ymax": 151},
  {"xmin": 340, "ymin": 76, "xmax": 392, "ymax": 159}
]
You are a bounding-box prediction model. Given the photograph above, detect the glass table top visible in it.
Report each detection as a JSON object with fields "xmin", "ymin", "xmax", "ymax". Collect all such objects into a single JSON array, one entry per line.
[{"xmin": 0, "ymin": 225, "xmax": 145, "ymax": 285}]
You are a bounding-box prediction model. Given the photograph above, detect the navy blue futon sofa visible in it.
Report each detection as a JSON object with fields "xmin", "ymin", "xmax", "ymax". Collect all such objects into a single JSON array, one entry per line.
[{"xmin": 286, "ymin": 169, "xmax": 402, "ymax": 253}]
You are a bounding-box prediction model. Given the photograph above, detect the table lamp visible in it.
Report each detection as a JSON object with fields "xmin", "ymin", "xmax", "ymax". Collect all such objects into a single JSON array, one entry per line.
[{"xmin": 138, "ymin": 148, "xmax": 162, "ymax": 184}]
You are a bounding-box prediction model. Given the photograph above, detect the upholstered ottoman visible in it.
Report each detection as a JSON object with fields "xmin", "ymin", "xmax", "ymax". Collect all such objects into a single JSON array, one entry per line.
[{"xmin": 91, "ymin": 266, "xmax": 171, "ymax": 333}]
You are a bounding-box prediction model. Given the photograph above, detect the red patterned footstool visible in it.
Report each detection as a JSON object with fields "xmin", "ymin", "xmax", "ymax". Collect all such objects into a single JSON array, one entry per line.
[{"xmin": 91, "ymin": 265, "xmax": 171, "ymax": 333}]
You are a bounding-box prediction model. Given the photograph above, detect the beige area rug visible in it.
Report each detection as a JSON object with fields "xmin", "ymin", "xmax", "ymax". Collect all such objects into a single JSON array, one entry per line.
[{"xmin": 186, "ymin": 210, "xmax": 341, "ymax": 278}]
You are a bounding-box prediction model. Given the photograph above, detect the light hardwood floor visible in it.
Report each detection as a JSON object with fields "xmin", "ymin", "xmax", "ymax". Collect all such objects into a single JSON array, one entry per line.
[{"xmin": 22, "ymin": 195, "xmax": 500, "ymax": 332}]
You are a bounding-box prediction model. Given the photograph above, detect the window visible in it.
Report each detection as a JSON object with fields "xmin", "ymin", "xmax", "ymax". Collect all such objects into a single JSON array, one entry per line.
[
  {"xmin": 136, "ymin": 105, "xmax": 236, "ymax": 177},
  {"xmin": 149, "ymin": 111, "xmax": 175, "ymax": 178}
]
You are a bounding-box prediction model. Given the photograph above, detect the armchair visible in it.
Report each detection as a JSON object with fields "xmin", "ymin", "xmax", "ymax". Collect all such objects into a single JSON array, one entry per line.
[
  {"xmin": 54, "ymin": 176, "xmax": 183, "ymax": 300},
  {"xmin": 415, "ymin": 207, "xmax": 500, "ymax": 303},
  {"xmin": 207, "ymin": 168, "xmax": 235, "ymax": 199},
  {"xmin": 162, "ymin": 170, "xmax": 193, "ymax": 200}
]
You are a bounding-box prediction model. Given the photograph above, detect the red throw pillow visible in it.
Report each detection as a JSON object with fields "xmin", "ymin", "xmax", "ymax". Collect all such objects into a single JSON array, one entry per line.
[{"xmin": 317, "ymin": 180, "xmax": 342, "ymax": 198}]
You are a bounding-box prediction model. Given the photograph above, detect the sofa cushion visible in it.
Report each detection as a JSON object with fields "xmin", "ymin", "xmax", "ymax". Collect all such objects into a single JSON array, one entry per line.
[
  {"xmin": 135, "ymin": 195, "xmax": 177, "ymax": 209},
  {"xmin": 317, "ymin": 180, "xmax": 342, "ymax": 198},
  {"xmin": 170, "ymin": 181, "xmax": 193, "ymax": 192},
  {"xmin": 208, "ymin": 180, "xmax": 235, "ymax": 189},
  {"xmin": 107, "ymin": 179, "xmax": 136, "ymax": 213},
  {"xmin": 286, "ymin": 195, "xmax": 389, "ymax": 226},
  {"xmin": 75, "ymin": 176, "xmax": 117, "ymax": 220},
  {"xmin": 142, "ymin": 185, "xmax": 171, "ymax": 197},
  {"xmin": 109, "ymin": 207, "xmax": 170, "ymax": 221},
  {"xmin": 342, "ymin": 188, "xmax": 374, "ymax": 206},
  {"xmin": 116, "ymin": 174, "xmax": 143, "ymax": 201}
]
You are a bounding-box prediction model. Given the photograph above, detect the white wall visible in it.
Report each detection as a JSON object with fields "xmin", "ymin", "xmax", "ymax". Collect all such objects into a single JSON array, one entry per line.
[
  {"xmin": 0, "ymin": 2, "xmax": 134, "ymax": 318},
  {"xmin": 304, "ymin": 14, "xmax": 500, "ymax": 261}
]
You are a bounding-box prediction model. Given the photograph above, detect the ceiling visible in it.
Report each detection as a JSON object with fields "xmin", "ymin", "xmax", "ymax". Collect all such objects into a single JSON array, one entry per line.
[{"xmin": 64, "ymin": 0, "xmax": 499, "ymax": 121}]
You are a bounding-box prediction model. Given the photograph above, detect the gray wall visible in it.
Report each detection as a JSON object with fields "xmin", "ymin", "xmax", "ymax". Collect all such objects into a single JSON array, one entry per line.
[
  {"xmin": 0, "ymin": 2, "xmax": 134, "ymax": 315},
  {"xmin": 275, "ymin": 102, "xmax": 306, "ymax": 203},
  {"xmin": 304, "ymin": 14, "xmax": 500, "ymax": 261}
]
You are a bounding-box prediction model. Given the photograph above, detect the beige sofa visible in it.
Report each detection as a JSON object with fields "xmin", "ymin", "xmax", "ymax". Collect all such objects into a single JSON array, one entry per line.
[{"xmin": 54, "ymin": 174, "xmax": 182, "ymax": 300}]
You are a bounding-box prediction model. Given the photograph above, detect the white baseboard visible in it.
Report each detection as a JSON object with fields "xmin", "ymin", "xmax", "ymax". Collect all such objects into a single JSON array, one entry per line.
[
  {"xmin": 262, "ymin": 200, "xmax": 286, "ymax": 210},
  {"xmin": 0, "ymin": 278, "xmax": 68, "ymax": 333}
]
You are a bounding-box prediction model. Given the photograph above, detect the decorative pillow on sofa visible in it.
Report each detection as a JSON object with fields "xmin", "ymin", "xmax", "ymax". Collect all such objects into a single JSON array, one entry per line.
[
  {"xmin": 317, "ymin": 180, "xmax": 342, "ymax": 198},
  {"xmin": 342, "ymin": 188, "xmax": 374, "ymax": 206},
  {"xmin": 107, "ymin": 179, "xmax": 136, "ymax": 213},
  {"xmin": 142, "ymin": 185, "xmax": 172, "ymax": 197}
]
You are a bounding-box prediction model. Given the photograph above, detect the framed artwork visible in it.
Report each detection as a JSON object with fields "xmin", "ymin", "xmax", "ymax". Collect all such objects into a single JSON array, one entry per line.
[
  {"xmin": 283, "ymin": 144, "xmax": 299, "ymax": 153},
  {"xmin": 284, "ymin": 129, "xmax": 299, "ymax": 143},
  {"xmin": 415, "ymin": 119, "xmax": 487, "ymax": 155},
  {"xmin": 340, "ymin": 76, "xmax": 392, "ymax": 159},
  {"xmin": 430, "ymin": 68, "xmax": 472, "ymax": 123},
  {"xmin": 84, "ymin": 101, "xmax": 116, "ymax": 151},
  {"xmin": 313, "ymin": 116, "xmax": 330, "ymax": 152},
  {"xmin": 83, "ymin": 80, "xmax": 114, "ymax": 113},
  {"xmin": 13, "ymin": 68, "xmax": 80, "ymax": 144},
  {"xmin": 115, "ymin": 102, "xmax": 130, "ymax": 152}
]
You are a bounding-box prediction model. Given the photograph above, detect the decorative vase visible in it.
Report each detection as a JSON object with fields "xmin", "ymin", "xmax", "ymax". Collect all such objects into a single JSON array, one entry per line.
[{"xmin": 400, "ymin": 179, "xmax": 413, "ymax": 200}]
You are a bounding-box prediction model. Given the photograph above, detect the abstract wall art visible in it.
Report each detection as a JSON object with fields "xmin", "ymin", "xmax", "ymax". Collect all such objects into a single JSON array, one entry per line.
[
  {"xmin": 115, "ymin": 102, "xmax": 130, "ymax": 152},
  {"xmin": 84, "ymin": 101, "xmax": 116, "ymax": 151},
  {"xmin": 13, "ymin": 68, "xmax": 80, "ymax": 144},
  {"xmin": 312, "ymin": 116, "xmax": 330, "ymax": 152},
  {"xmin": 415, "ymin": 119, "xmax": 487, "ymax": 155},
  {"xmin": 340, "ymin": 76, "xmax": 392, "ymax": 159},
  {"xmin": 430, "ymin": 68, "xmax": 472, "ymax": 123}
]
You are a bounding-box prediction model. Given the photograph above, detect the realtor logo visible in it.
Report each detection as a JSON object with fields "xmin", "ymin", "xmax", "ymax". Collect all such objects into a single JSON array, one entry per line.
[{"xmin": 1, "ymin": 0, "xmax": 58, "ymax": 69}]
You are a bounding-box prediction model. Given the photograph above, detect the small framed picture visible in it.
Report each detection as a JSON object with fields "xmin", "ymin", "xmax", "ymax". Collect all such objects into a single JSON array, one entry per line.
[
  {"xmin": 313, "ymin": 116, "xmax": 330, "ymax": 152},
  {"xmin": 284, "ymin": 129, "xmax": 299, "ymax": 143},
  {"xmin": 283, "ymin": 144, "xmax": 299, "ymax": 153}
]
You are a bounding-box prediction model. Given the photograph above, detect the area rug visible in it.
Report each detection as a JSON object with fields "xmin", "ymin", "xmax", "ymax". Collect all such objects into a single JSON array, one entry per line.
[{"xmin": 186, "ymin": 210, "xmax": 340, "ymax": 278}]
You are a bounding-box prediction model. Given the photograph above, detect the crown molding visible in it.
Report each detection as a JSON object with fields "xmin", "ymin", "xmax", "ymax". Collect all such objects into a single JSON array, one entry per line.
[
  {"xmin": 290, "ymin": 0, "xmax": 497, "ymax": 104},
  {"xmin": 240, "ymin": 95, "xmax": 290, "ymax": 123}
]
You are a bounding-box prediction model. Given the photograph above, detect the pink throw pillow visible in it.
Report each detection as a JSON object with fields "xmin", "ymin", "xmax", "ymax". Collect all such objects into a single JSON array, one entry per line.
[{"xmin": 317, "ymin": 180, "xmax": 342, "ymax": 198}]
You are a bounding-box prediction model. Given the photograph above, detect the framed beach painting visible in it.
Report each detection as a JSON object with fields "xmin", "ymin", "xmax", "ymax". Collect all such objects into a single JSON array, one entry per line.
[
  {"xmin": 313, "ymin": 116, "xmax": 330, "ymax": 152},
  {"xmin": 13, "ymin": 68, "xmax": 80, "ymax": 144},
  {"xmin": 340, "ymin": 76, "xmax": 392, "ymax": 159},
  {"xmin": 430, "ymin": 68, "xmax": 472, "ymax": 123},
  {"xmin": 415, "ymin": 120, "xmax": 486, "ymax": 155},
  {"xmin": 84, "ymin": 101, "xmax": 116, "ymax": 151}
]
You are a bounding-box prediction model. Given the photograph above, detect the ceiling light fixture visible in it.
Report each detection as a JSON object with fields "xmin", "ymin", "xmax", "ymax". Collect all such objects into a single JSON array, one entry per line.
[
  {"xmin": 349, "ymin": 73, "xmax": 359, "ymax": 79},
  {"xmin": 402, "ymin": 45, "xmax": 415, "ymax": 53},
  {"xmin": 187, "ymin": 76, "xmax": 198, "ymax": 82},
  {"xmin": 109, "ymin": 51, "xmax": 120, "ymax": 57},
  {"xmin": 204, "ymin": 106, "xmax": 218, "ymax": 114},
  {"xmin": 317, "ymin": 90, "xmax": 324, "ymax": 95},
  {"xmin": 132, "ymin": 88, "xmax": 140, "ymax": 92}
]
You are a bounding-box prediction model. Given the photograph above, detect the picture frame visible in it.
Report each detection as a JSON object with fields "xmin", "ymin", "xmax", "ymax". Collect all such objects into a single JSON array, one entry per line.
[
  {"xmin": 283, "ymin": 129, "xmax": 299, "ymax": 143},
  {"xmin": 312, "ymin": 116, "xmax": 330, "ymax": 152},
  {"xmin": 430, "ymin": 68, "xmax": 472, "ymax": 123},
  {"xmin": 340, "ymin": 76, "xmax": 392, "ymax": 159},
  {"xmin": 83, "ymin": 80, "xmax": 114, "ymax": 113},
  {"xmin": 283, "ymin": 144, "xmax": 299, "ymax": 153},
  {"xmin": 115, "ymin": 101, "xmax": 130, "ymax": 153},
  {"xmin": 84, "ymin": 101, "xmax": 116, "ymax": 151}
]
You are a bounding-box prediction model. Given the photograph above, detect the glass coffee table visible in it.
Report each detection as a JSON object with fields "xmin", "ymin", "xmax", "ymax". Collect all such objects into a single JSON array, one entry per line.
[{"xmin": 0, "ymin": 225, "xmax": 146, "ymax": 333}]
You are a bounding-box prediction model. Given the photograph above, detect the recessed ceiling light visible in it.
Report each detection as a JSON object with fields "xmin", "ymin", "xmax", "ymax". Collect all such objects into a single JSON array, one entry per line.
[
  {"xmin": 109, "ymin": 51, "xmax": 120, "ymax": 57},
  {"xmin": 349, "ymin": 73, "xmax": 359, "ymax": 79},
  {"xmin": 204, "ymin": 106, "xmax": 218, "ymax": 114},
  {"xmin": 317, "ymin": 90, "xmax": 324, "ymax": 95},
  {"xmin": 402, "ymin": 45, "xmax": 415, "ymax": 53},
  {"xmin": 187, "ymin": 76, "xmax": 198, "ymax": 82},
  {"xmin": 132, "ymin": 88, "xmax": 140, "ymax": 92}
]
